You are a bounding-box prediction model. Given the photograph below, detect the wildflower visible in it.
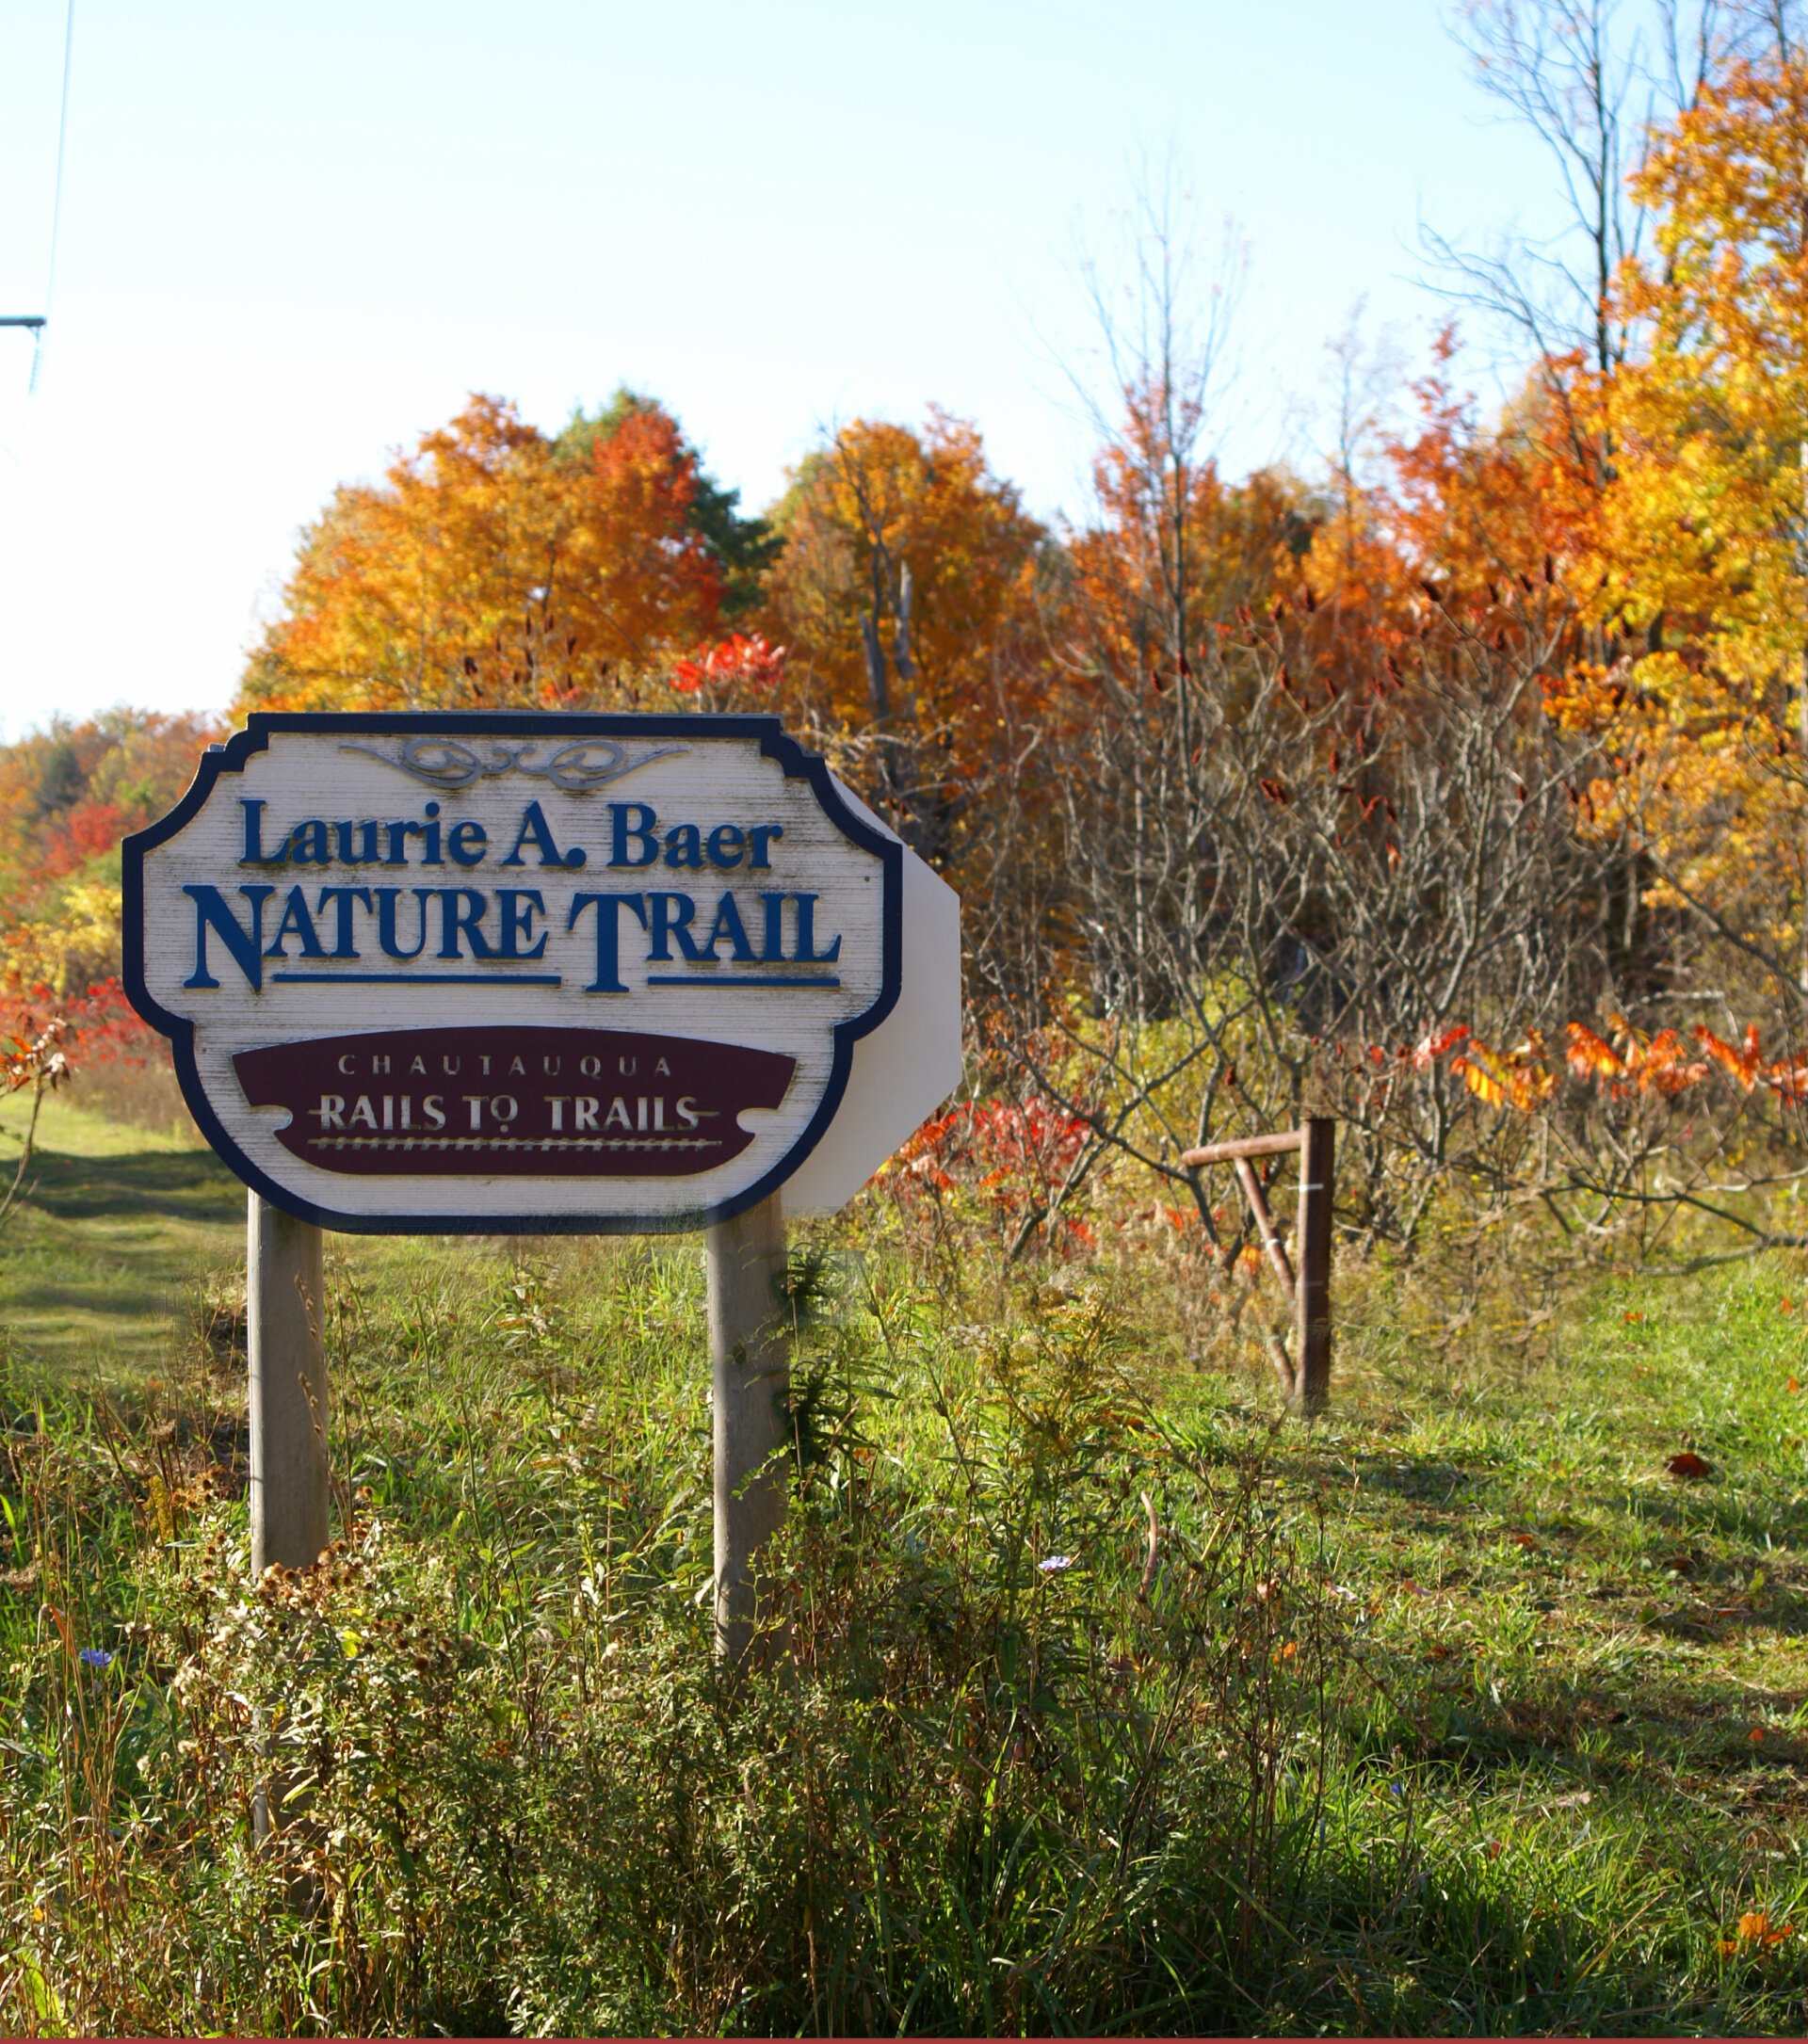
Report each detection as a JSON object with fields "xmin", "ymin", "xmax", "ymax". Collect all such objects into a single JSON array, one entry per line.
[
  {"xmin": 78, "ymin": 1647, "xmax": 112, "ymax": 1669},
  {"xmin": 1038, "ymin": 1554, "xmax": 1074, "ymax": 1573}
]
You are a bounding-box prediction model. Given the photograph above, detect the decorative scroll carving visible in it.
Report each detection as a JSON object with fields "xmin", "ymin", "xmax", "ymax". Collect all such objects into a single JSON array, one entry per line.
[{"xmin": 339, "ymin": 735, "xmax": 686, "ymax": 792}]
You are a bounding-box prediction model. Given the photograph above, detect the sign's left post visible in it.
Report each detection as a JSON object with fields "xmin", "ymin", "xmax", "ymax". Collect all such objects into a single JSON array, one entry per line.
[{"xmin": 247, "ymin": 1190, "xmax": 330, "ymax": 1573}]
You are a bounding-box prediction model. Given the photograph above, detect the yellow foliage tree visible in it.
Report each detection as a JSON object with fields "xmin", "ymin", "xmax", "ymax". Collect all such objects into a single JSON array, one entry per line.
[
  {"xmin": 1592, "ymin": 47, "xmax": 1808, "ymax": 959},
  {"xmin": 0, "ymin": 710, "xmax": 224, "ymax": 997},
  {"xmin": 1609, "ymin": 54, "xmax": 1808, "ymax": 695}
]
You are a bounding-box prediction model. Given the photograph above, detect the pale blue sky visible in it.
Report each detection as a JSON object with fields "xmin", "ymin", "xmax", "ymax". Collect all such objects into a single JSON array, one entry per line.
[{"xmin": 0, "ymin": 0, "xmax": 1564, "ymax": 734}]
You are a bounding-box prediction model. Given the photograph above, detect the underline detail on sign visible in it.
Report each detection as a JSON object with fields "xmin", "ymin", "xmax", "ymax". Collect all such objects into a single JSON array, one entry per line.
[
  {"xmin": 645, "ymin": 975, "xmax": 842, "ymax": 989},
  {"xmin": 267, "ymin": 973, "xmax": 564, "ymax": 986}
]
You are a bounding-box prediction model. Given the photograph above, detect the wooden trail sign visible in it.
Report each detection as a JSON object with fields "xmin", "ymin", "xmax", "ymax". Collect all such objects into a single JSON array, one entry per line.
[
  {"xmin": 122, "ymin": 712, "xmax": 962, "ymax": 1657},
  {"xmin": 124, "ymin": 712, "xmax": 960, "ymax": 1231}
]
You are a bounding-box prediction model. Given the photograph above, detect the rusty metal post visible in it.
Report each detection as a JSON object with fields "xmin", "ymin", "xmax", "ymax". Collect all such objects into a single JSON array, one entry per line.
[{"xmin": 1293, "ymin": 1118, "xmax": 1335, "ymax": 1417}]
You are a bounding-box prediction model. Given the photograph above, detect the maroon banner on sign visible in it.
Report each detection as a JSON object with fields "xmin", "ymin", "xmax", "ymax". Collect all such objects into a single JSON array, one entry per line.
[{"xmin": 233, "ymin": 1025, "xmax": 796, "ymax": 1178}]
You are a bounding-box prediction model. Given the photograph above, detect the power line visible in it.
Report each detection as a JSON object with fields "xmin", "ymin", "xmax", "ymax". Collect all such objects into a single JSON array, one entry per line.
[
  {"xmin": 31, "ymin": 0, "xmax": 76, "ymax": 393},
  {"xmin": 4, "ymin": 3, "xmax": 74, "ymax": 394}
]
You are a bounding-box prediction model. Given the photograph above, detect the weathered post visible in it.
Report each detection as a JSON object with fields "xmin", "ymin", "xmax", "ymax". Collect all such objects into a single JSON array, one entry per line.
[
  {"xmin": 706, "ymin": 1189, "xmax": 789, "ymax": 1666},
  {"xmin": 247, "ymin": 1190, "xmax": 330, "ymax": 1575},
  {"xmin": 1293, "ymin": 1117, "xmax": 1335, "ymax": 1418}
]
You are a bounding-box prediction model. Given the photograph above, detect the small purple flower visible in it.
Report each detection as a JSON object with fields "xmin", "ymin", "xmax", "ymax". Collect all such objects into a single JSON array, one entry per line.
[
  {"xmin": 1039, "ymin": 1554, "xmax": 1075, "ymax": 1574},
  {"xmin": 78, "ymin": 1647, "xmax": 113, "ymax": 1670}
]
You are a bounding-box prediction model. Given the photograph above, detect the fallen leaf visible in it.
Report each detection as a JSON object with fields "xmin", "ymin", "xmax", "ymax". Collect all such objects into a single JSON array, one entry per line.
[
  {"xmin": 1783, "ymin": 1298, "xmax": 1796, "ymax": 1314},
  {"xmin": 1510, "ymin": 1533, "xmax": 1539, "ymax": 1550},
  {"xmin": 1788, "ymin": 1376, "xmax": 1801, "ymax": 1394},
  {"xmin": 1666, "ymin": 1451, "xmax": 1714, "ymax": 1480},
  {"xmin": 1551, "ymin": 1790, "xmax": 1592, "ymax": 1809},
  {"xmin": 1749, "ymin": 1726, "xmax": 1766, "ymax": 1743}
]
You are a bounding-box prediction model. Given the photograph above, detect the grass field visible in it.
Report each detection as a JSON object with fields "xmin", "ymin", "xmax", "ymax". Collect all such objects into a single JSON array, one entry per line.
[
  {"xmin": 0, "ymin": 1092, "xmax": 241, "ymax": 1376},
  {"xmin": 7, "ymin": 1101, "xmax": 1808, "ymax": 2033}
]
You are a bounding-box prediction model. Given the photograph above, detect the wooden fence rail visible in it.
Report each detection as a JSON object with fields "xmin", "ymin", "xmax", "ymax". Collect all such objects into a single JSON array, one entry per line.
[{"xmin": 1182, "ymin": 1117, "xmax": 1335, "ymax": 1416}]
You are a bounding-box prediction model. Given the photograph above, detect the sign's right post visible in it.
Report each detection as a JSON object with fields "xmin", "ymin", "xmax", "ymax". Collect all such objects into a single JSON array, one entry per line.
[
  {"xmin": 706, "ymin": 1189, "xmax": 791, "ymax": 1666},
  {"xmin": 1294, "ymin": 1117, "xmax": 1336, "ymax": 1417}
]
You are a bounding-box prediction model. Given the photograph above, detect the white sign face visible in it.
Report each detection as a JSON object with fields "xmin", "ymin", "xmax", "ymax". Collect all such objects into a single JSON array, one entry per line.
[
  {"xmin": 123, "ymin": 713, "xmax": 948, "ymax": 1233},
  {"xmin": 782, "ymin": 789, "xmax": 962, "ymax": 1215}
]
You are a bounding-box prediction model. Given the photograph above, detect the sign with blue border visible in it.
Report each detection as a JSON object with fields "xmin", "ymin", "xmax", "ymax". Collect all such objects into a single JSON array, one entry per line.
[{"xmin": 123, "ymin": 713, "xmax": 905, "ymax": 1233}]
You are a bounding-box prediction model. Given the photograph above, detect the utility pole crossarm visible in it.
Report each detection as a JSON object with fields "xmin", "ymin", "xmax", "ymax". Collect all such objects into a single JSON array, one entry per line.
[{"xmin": 0, "ymin": 316, "xmax": 45, "ymax": 329}]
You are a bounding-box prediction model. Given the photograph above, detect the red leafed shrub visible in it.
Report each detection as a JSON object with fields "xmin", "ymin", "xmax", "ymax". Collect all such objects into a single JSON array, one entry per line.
[
  {"xmin": 885, "ymin": 1097, "xmax": 1094, "ymax": 1256},
  {"xmin": 57, "ymin": 977, "xmax": 192, "ymax": 1135},
  {"xmin": 671, "ymin": 633, "xmax": 786, "ymax": 699},
  {"xmin": 61, "ymin": 978, "xmax": 159, "ymax": 1058}
]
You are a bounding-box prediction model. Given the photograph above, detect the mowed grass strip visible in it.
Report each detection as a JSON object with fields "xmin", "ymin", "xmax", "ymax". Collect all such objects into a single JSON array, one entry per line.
[
  {"xmin": 1267, "ymin": 1273, "xmax": 1808, "ymax": 1975},
  {"xmin": 0, "ymin": 1091, "xmax": 243, "ymax": 1380}
]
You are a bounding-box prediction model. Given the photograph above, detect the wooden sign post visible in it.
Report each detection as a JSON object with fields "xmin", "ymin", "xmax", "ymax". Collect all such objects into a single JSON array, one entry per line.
[
  {"xmin": 124, "ymin": 713, "xmax": 962, "ymax": 1658},
  {"xmin": 247, "ymin": 1190, "xmax": 329, "ymax": 1572},
  {"xmin": 706, "ymin": 1190, "xmax": 789, "ymax": 1665}
]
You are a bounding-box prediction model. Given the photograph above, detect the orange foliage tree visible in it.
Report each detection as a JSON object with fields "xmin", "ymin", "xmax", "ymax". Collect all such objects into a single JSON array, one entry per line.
[
  {"xmin": 240, "ymin": 391, "xmax": 773, "ymax": 714},
  {"xmin": 761, "ymin": 411, "xmax": 1044, "ymax": 861}
]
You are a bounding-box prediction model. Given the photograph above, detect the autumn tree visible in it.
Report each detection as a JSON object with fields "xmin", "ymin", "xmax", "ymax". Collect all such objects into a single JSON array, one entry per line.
[
  {"xmin": 1431, "ymin": 0, "xmax": 1707, "ymax": 376},
  {"xmin": 0, "ymin": 709, "xmax": 224, "ymax": 993},
  {"xmin": 1607, "ymin": 31, "xmax": 1808, "ymax": 675},
  {"xmin": 762, "ymin": 410, "xmax": 1045, "ymax": 862},
  {"xmin": 1560, "ymin": 19, "xmax": 1808, "ymax": 999},
  {"xmin": 1416, "ymin": 4, "xmax": 1738, "ymax": 677},
  {"xmin": 554, "ymin": 389, "xmax": 778, "ymax": 621},
  {"xmin": 240, "ymin": 391, "xmax": 771, "ymax": 714},
  {"xmin": 1020, "ymin": 185, "xmax": 1333, "ymax": 1008}
]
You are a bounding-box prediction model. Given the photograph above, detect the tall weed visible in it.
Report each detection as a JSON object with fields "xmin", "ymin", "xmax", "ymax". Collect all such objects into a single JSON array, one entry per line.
[{"xmin": 0, "ymin": 1251, "xmax": 1340, "ymax": 2035}]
